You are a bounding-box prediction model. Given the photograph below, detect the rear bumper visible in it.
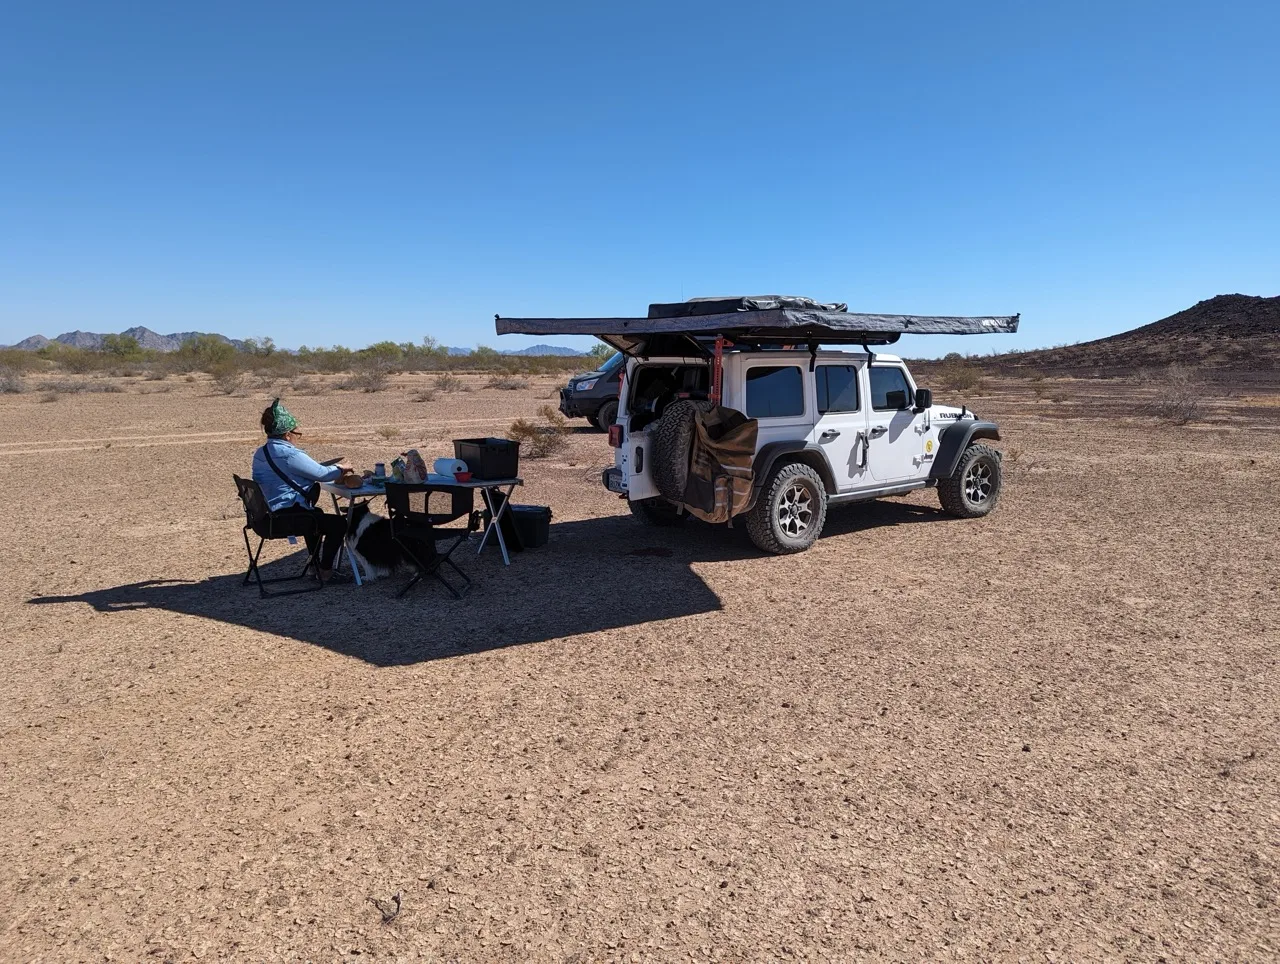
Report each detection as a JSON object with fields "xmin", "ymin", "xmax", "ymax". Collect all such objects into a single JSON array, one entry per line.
[{"xmin": 602, "ymin": 466, "xmax": 626, "ymax": 494}]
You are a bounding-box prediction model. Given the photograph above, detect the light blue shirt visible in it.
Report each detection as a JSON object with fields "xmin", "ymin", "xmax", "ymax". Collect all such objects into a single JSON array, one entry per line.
[{"xmin": 251, "ymin": 437, "xmax": 343, "ymax": 511}]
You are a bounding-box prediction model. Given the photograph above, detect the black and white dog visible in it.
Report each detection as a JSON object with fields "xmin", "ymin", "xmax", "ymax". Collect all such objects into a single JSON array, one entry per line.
[{"xmin": 346, "ymin": 502, "xmax": 405, "ymax": 581}]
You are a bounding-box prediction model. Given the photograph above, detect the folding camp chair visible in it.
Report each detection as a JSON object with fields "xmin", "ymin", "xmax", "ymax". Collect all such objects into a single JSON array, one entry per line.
[
  {"xmin": 384, "ymin": 482, "xmax": 482, "ymax": 599},
  {"xmin": 232, "ymin": 474, "xmax": 324, "ymax": 597}
]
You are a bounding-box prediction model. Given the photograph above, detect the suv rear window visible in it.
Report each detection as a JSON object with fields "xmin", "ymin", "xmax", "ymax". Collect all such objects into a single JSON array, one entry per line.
[
  {"xmin": 746, "ymin": 366, "xmax": 804, "ymax": 418},
  {"xmin": 870, "ymin": 367, "xmax": 912, "ymax": 410},
  {"xmin": 817, "ymin": 365, "xmax": 859, "ymax": 414}
]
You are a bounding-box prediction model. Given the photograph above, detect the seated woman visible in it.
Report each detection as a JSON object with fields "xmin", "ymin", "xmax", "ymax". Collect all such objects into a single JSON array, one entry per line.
[{"xmin": 252, "ymin": 398, "xmax": 353, "ymax": 582}]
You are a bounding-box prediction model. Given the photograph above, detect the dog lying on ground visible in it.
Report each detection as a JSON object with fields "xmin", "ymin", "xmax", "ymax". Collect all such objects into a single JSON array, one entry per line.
[{"xmin": 346, "ymin": 503, "xmax": 405, "ymax": 581}]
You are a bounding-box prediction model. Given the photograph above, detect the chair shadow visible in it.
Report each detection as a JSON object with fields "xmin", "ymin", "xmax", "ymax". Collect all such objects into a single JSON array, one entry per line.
[{"xmin": 28, "ymin": 501, "xmax": 948, "ymax": 667}]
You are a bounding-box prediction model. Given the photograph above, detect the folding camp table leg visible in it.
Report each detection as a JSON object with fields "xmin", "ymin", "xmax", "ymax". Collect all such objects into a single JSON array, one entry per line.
[
  {"xmin": 476, "ymin": 483, "xmax": 518, "ymax": 565},
  {"xmin": 329, "ymin": 491, "xmax": 367, "ymax": 586}
]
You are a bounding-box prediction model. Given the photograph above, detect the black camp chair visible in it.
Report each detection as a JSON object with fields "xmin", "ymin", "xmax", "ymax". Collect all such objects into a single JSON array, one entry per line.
[
  {"xmin": 384, "ymin": 481, "xmax": 481, "ymax": 599},
  {"xmin": 232, "ymin": 474, "xmax": 324, "ymax": 597}
]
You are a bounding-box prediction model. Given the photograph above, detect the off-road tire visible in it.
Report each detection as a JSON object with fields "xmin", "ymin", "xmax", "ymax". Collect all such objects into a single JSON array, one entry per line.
[
  {"xmin": 745, "ymin": 461, "xmax": 828, "ymax": 554},
  {"xmin": 592, "ymin": 400, "xmax": 619, "ymax": 431},
  {"xmin": 938, "ymin": 443, "xmax": 1002, "ymax": 518},
  {"xmin": 628, "ymin": 497, "xmax": 685, "ymax": 527},
  {"xmin": 650, "ymin": 399, "xmax": 716, "ymax": 502}
]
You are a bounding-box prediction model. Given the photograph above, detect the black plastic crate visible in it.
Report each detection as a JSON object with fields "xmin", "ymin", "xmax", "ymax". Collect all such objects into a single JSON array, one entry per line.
[
  {"xmin": 453, "ymin": 437, "xmax": 520, "ymax": 480},
  {"xmin": 511, "ymin": 505, "xmax": 550, "ymax": 548},
  {"xmin": 480, "ymin": 503, "xmax": 551, "ymax": 550}
]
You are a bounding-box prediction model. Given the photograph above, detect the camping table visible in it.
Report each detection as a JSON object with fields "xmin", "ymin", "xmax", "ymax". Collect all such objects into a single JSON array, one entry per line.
[
  {"xmin": 317, "ymin": 479, "xmax": 387, "ymax": 586},
  {"xmin": 318, "ymin": 475, "xmax": 524, "ymax": 584}
]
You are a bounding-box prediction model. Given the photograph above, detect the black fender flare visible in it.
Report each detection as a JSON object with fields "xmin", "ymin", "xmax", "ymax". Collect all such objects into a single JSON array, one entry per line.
[
  {"xmin": 751, "ymin": 441, "xmax": 838, "ymax": 501},
  {"xmin": 930, "ymin": 421, "xmax": 1001, "ymax": 479}
]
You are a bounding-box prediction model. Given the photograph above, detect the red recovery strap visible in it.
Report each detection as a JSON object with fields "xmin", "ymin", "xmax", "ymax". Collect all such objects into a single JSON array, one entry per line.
[{"xmin": 711, "ymin": 335, "xmax": 727, "ymax": 405}]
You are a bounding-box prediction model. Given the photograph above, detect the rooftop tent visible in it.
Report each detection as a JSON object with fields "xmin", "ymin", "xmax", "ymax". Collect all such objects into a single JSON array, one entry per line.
[{"xmin": 495, "ymin": 295, "xmax": 1020, "ymax": 356}]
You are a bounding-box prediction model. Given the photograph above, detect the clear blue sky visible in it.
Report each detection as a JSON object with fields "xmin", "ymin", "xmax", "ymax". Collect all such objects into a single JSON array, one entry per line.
[{"xmin": 2, "ymin": 1, "xmax": 1277, "ymax": 357}]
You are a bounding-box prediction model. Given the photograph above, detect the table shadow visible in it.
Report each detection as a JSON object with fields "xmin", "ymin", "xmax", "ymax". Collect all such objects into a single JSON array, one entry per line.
[{"xmin": 28, "ymin": 501, "xmax": 948, "ymax": 667}]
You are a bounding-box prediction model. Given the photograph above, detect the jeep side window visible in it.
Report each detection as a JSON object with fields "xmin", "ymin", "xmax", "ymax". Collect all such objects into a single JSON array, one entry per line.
[
  {"xmin": 745, "ymin": 366, "xmax": 804, "ymax": 418},
  {"xmin": 816, "ymin": 365, "xmax": 859, "ymax": 414},
  {"xmin": 870, "ymin": 367, "xmax": 912, "ymax": 411}
]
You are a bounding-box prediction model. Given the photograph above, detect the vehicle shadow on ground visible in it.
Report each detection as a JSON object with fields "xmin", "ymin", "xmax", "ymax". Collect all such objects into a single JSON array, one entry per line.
[{"xmin": 28, "ymin": 501, "xmax": 947, "ymax": 667}]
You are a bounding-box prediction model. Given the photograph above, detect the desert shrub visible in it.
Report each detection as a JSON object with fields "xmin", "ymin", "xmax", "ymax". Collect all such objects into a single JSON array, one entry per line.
[
  {"xmin": 433, "ymin": 372, "xmax": 466, "ymax": 393},
  {"xmin": 0, "ymin": 366, "xmax": 24, "ymax": 394},
  {"xmin": 487, "ymin": 374, "xmax": 530, "ymax": 391},
  {"xmin": 144, "ymin": 370, "xmax": 168, "ymax": 381},
  {"xmin": 939, "ymin": 354, "xmax": 985, "ymax": 392},
  {"xmin": 210, "ymin": 365, "xmax": 245, "ymax": 395},
  {"xmin": 253, "ymin": 370, "xmax": 280, "ymax": 391},
  {"xmin": 1144, "ymin": 364, "xmax": 1203, "ymax": 424},
  {"xmin": 36, "ymin": 380, "xmax": 124, "ymax": 395},
  {"xmin": 39, "ymin": 391, "xmax": 59, "ymax": 403},
  {"xmin": 290, "ymin": 375, "xmax": 330, "ymax": 395},
  {"xmin": 412, "ymin": 388, "xmax": 437, "ymax": 403},
  {"xmin": 375, "ymin": 426, "xmax": 400, "ymax": 440},
  {"xmin": 508, "ymin": 404, "xmax": 569, "ymax": 458},
  {"xmin": 340, "ymin": 365, "xmax": 391, "ymax": 393},
  {"xmin": 0, "ymin": 349, "xmax": 41, "ymax": 372},
  {"xmin": 44, "ymin": 346, "xmax": 100, "ymax": 373},
  {"xmin": 173, "ymin": 335, "xmax": 237, "ymax": 373}
]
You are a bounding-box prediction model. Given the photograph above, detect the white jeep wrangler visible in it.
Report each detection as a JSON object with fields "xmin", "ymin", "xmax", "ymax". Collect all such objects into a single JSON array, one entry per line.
[
  {"xmin": 495, "ymin": 295, "xmax": 1016, "ymax": 554},
  {"xmin": 602, "ymin": 347, "xmax": 1002, "ymax": 553}
]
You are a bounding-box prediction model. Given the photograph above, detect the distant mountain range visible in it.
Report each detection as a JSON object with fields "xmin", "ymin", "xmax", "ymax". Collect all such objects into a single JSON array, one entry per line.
[
  {"xmin": 6, "ymin": 327, "xmax": 249, "ymax": 353},
  {"xmin": 3, "ymin": 327, "xmax": 589, "ymax": 357},
  {"xmin": 497, "ymin": 343, "xmax": 589, "ymax": 356}
]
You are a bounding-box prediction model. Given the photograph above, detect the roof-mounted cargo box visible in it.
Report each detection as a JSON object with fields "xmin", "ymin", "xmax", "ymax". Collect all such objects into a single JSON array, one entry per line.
[{"xmin": 496, "ymin": 295, "xmax": 1019, "ymax": 357}]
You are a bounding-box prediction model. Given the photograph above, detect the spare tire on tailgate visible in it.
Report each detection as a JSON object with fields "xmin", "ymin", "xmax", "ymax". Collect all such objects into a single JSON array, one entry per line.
[{"xmin": 650, "ymin": 399, "xmax": 716, "ymax": 502}]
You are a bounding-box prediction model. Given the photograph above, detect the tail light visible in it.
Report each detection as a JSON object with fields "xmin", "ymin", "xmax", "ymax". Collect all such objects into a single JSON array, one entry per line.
[{"xmin": 608, "ymin": 424, "xmax": 624, "ymax": 448}]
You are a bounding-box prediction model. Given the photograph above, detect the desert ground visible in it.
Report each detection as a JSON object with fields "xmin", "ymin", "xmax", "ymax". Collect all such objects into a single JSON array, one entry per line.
[{"xmin": 1, "ymin": 370, "xmax": 1277, "ymax": 962}]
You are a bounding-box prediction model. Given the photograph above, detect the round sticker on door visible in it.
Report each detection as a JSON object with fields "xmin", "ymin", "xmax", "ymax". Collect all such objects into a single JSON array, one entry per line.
[{"xmin": 925, "ymin": 439, "xmax": 935, "ymax": 454}]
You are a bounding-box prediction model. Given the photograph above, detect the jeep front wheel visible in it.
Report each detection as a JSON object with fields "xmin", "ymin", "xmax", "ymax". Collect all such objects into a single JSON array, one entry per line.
[
  {"xmin": 746, "ymin": 462, "xmax": 828, "ymax": 554},
  {"xmin": 938, "ymin": 443, "xmax": 1002, "ymax": 518}
]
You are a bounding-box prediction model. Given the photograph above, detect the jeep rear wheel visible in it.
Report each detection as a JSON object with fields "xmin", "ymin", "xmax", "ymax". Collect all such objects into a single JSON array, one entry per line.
[
  {"xmin": 650, "ymin": 399, "xmax": 716, "ymax": 502},
  {"xmin": 746, "ymin": 462, "xmax": 828, "ymax": 554},
  {"xmin": 938, "ymin": 443, "xmax": 1002, "ymax": 518},
  {"xmin": 628, "ymin": 497, "xmax": 685, "ymax": 527}
]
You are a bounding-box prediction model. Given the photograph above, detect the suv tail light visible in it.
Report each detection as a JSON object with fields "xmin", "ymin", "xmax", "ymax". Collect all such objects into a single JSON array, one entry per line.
[{"xmin": 608, "ymin": 424, "xmax": 624, "ymax": 448}]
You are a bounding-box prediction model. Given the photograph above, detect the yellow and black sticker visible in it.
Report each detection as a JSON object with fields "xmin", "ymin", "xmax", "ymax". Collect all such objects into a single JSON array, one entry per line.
[{"xmin": 924, "ymin": 439, "xmax": 935, "ymax": 455}]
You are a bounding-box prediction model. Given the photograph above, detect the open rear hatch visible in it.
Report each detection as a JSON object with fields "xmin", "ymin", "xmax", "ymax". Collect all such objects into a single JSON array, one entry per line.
[{"xmin": 496, "ymin": 295, "xmax": 1020, "ymax": 357}]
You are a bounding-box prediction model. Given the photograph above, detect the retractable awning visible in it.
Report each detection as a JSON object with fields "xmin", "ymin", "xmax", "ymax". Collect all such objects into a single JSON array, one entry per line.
[{"xmin": 495, "ymin": 297, "xmax": 1019, "ymax": 356}]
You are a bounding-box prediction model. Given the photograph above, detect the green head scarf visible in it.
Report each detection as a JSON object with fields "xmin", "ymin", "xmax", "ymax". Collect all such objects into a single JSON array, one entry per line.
[{"xmin": 267, "ymin": 397, "xmax": 299, "ymax": 437}]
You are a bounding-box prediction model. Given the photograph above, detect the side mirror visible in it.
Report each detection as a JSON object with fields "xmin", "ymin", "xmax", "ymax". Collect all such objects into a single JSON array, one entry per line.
[
  {"xmin": 884, "ymin": 389, "xmax": 909, "ymax": 410},
  {"xmin": 913, "ymin": 388, "xmax": 932, "ymax": 412}
]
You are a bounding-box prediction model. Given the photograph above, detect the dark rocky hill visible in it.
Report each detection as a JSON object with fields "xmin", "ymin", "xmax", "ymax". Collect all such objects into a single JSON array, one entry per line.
[{"xmin": 990, "ymin": 295, "xmax": 1280, "ymax": 374}]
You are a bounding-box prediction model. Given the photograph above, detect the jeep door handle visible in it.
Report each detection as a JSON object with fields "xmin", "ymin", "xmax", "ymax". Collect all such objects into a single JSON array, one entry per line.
[
  {"xmin": 819, "ymin": 429, "xmax": 840, "ymax": 441},
  {"xmin": 868, "ymin": 426, "xmax": 888, "ymax": 438}
]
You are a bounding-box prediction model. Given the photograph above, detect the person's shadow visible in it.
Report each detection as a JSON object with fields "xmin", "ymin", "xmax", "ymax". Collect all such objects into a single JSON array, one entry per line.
[{"xmin": 30, "ymin": 501, "xmax": 948, "ymax": 667}]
